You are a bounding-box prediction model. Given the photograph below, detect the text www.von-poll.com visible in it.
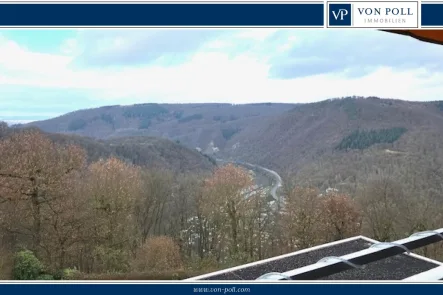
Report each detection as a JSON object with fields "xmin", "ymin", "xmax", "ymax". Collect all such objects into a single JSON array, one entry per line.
[{"xmin": 193, "ymin": 287, "xmax": 251, "ymax": 294}]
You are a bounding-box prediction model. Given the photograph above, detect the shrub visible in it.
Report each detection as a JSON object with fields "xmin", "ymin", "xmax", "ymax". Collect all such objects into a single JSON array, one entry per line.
[
  {"xmin": 62, "ymin": 268, "xmax": 81, "ymax": 280},
  {"xmin": 37, "ymin": 274, "xmax": 54, "ymax": 280},
  {"xmin": 93, "ymin": 246, "xmax": 131, "ymax": 273},
  {"xmin": 187, "ymin": 255, "xmax": 219, "ymax": 271},
  {"xmin": 12, "ymin": 250, "xmax": 44, "ymax": 280},
  {"xmin": 132, "ymin": 236, "xmax": 183, "ymax": 272}
]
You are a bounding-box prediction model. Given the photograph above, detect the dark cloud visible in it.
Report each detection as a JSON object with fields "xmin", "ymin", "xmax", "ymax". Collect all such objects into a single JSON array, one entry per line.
[
  {"xmin": 268, "ymin": 30, "xmax": 443, "ymax": 79},
  {"xmin": 72, "ymin": 29, "xmax": 228, "ymax": 67}
]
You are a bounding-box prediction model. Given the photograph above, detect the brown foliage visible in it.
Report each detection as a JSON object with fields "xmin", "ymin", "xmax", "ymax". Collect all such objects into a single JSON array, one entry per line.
[
  {"xmin": 0, "ymin": 246, "xmax": 13, "ymax": 279},
  {"xmin": 201, "ymin": 164, "xmax": 254, "ymax": 258},
  {"xmin": 134, "ymin": 169, "xmax": 173, "ymax": 240},
  {"xmin": 85, "ymin": 157, "xmax": 142, "ymax": 272},
  {"xmin": 132, "ymin": 236, "xmax": 183, "ymax": 272},
  {"xmin": 357, "ymin": 176, "xmax": 403, "ymax": 241},
  {"xmin": 202, "ymin": 164, "xmax": 253, "ymax": 205},
  {"xmin": 320, "ymin": 192, "xmax": 362, "ymax": 241},
  {"xmin": 280, "ymin": 187, "xmax": 323, "ymax": 250},
  {"xmin": 0, "ymin": 130, "xmax": 87, "ymax": 269}
]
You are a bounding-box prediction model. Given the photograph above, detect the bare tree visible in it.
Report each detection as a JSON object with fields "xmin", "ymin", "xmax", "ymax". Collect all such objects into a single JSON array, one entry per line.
[
  {"xmin": 134, "ymin": 169, "xmax": 173, "ymax": 241},
  {"xmin": 201, "ymin": 164, "xmax": 253, "ymax": 260},
  {"xmin": 357, "ymin": 175, "xmax": 403, "ymax": 241},
  {"xmin": 280, "ymin": 186, "xmax": 323, "ymax": 250},
  {"xmin": 0, "ymin": 130, "xmax": 86, "ymax": 264},
  {"xmin": 320, "ymin": 192, "xmax": 362, "ymax": 241},
  {"xmin": 85, "ymin": 157, "xmax": 142, "ymax": 272},
  {"xmin": 132, "ymin": 236, "xmax": 183, "ymax": 272}
]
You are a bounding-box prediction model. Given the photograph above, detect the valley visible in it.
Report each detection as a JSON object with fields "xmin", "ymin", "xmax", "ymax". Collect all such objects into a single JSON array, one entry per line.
[
  {"xmin": 4, "ymin": 96, "xmax": 443, "ymax": 280},
  {"xmin": 22, "ymin": 97, "xmax": 443, "ymax": 195}
]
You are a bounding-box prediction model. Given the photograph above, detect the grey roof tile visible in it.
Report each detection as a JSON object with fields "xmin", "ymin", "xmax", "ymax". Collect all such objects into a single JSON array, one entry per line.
[{"xmin": 200, "ymin": 237, "xmax": 441, "ymax": 280}]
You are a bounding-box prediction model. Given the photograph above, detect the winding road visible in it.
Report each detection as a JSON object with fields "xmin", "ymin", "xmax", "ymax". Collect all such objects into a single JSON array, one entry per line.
[
  {"xmin": 258, "ymin": 165, "xmax": 283, "ymax": 202},
  {"xmin": 215, "ymin": 158, "xmax": 283, "ymax": 205}
]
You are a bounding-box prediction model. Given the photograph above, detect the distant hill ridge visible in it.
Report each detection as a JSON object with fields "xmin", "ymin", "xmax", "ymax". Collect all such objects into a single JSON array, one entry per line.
[
  {"xmin": 25, "ymin": 102, "xmax": 296, "ymax": 153},
  {"xmin": 25, "ymin": 97, "xmax": 443, "ymax": 192}
]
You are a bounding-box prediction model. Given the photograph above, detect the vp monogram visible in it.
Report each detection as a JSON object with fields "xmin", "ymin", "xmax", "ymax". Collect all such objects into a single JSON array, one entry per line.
[{"xmin": 332, "ymin": 8, "xmax": 349, "ymax": 20}]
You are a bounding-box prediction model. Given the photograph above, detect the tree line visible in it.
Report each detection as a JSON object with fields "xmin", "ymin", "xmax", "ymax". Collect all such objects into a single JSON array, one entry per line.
[{"xmin": 337, "ymin": 127, "xmax": 408, "ymax": 150}]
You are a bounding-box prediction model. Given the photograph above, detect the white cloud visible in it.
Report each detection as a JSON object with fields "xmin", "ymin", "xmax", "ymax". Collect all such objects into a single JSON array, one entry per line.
[
  {"xmin": 1, "ymin": 28, "xmax": 443, "ymax": 122},
  {"xmin": 234, "ymin": 29, "xmax": 279, "ymax": 41},
  {"xmin": 60, "ymin": 38, "xmax": 79, "ymax": 55},
  {"xmin": 0, "ymin": 36, "xmax": 72, "ymax": 75}
]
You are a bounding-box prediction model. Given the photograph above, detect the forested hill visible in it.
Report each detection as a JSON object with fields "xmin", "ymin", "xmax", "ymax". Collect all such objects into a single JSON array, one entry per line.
[
  {"xmin": 0, "ymin": 123, "xmax": 215, "ymax": 174},
  {"xmin": 224, "ymin": 97, "xmax": 443, "ymax": 171},
  {"xmin": 220, "ymin": 97, "xmax": 443, "ymax": 199},
  {"xmin": 23, "ymin": 97, "xmax": 443, "ymax": 196},
  {"xmin": 24, "ymin": 103, "xmax": 295, "ymax": 152}
]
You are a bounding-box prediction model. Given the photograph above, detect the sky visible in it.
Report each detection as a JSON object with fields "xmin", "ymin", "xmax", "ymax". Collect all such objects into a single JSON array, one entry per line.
[{"xmin": 1, "ymin": 28, "xmax": 443, "ymax": 123}]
